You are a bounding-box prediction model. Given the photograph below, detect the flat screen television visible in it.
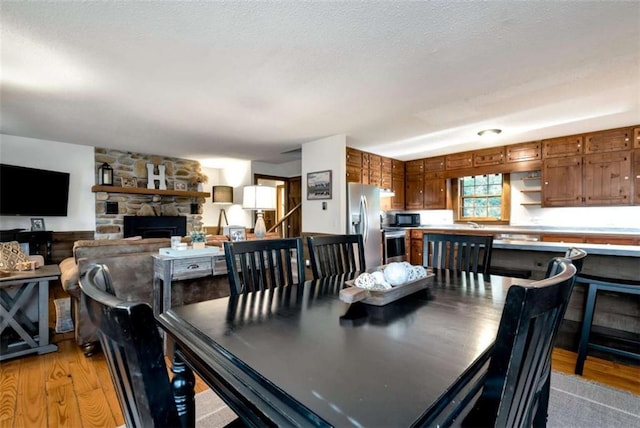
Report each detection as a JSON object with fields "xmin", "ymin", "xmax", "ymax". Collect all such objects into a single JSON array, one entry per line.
[{"xmin": 0, "ymin": 164, "xmax": 71, "ymax": 216}]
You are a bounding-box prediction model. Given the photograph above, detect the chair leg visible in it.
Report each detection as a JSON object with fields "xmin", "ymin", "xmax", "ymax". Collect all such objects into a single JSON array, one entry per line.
[{"xmin": 575, "ymin": 284, "xmax": 598, "ymax": 375}]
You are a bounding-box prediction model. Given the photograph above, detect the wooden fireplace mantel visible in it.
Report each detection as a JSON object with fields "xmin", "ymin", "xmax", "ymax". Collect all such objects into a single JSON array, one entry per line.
[{"xmin": 91, "ymin": 185, "xmax": 210, "ymax": 198}]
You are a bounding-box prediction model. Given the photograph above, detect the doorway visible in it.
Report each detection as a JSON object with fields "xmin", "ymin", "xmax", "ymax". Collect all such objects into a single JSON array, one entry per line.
[{"xmin": 255, "ymin": 174, "xmax": 302, "ymax": 238}]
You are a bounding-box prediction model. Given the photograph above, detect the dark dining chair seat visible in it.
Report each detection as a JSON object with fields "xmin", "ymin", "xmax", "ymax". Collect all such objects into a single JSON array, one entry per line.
[
  {"xmin": 306, "ymin": 234, "xmax": 366, "ymax": 279},
  {"xmin": 423, "ymin": 233, "xmax": 493, "ymax": 275},
  {"xmin": 79, "ymin": 263, "xmax": 192, "ymax": 428},
  {"xmin": 224, "ymin": 237, "xmax": 305, "ymax": 296},
  {"xmin": 414, "ymin": 257, "xmax": 577, "ymax": 427}
]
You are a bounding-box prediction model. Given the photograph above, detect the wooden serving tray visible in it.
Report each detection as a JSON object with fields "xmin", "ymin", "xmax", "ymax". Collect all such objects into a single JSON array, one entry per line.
[{"xmin": 339, "ymin": 270, "xmax": 434, "ymax": 306}]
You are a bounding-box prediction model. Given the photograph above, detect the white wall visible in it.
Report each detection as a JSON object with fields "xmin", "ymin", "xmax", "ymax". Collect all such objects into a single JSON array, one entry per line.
[
  {"xmin": 301, "ymin": 135, "xmax": 346, "ymax": 234},
  {"xmin": 252, "ymin": 159, "xmax": 302, "ymax": 178},
  {"xmin": 0, "ymin": 134, "xmax": 96, "ymax": 232}
]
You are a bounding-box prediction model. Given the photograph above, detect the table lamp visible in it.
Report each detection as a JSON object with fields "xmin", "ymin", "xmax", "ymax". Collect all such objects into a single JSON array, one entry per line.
[
  {"xmin": 243, "ymin": 185, "xmax": 276, "ymax": 239},
  {"xmin": 212, "ymin": 185, "xmax": 234, "ymax": 233}
]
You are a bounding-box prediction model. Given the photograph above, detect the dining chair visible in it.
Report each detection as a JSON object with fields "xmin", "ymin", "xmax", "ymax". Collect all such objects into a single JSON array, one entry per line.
[
  {"xmin": 422, "ymin": 233, "xmax": 493, "ymax": 275},
  {"xmin": 224, "ymin": 237, "xmax": 305, "ymax": 296},
  {"xmin": 79, "ymin": 263, "xmax": 192, "ymax": 428},
  {"xmin": 414, "ymin": 257, "xmax": 577, "ymax": 427},
  {"xmin": 306, "ymin": 234, "xmax": 366, "ymax": 279}
]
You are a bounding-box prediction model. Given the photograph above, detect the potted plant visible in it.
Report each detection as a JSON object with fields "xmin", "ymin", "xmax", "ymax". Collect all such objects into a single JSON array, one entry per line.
[
  {"xmin": 190, "ymin": 171, "xmax": 208, "ymax": 192},
  {"xmin": 190, "ymin": 230, "xmax": 206, "ymax": 249}
]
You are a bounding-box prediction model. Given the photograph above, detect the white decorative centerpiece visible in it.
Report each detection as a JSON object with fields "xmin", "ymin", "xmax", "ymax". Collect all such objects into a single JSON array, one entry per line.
[{"xmin": 190, "ymin": 230, "xmax": 206, "ymax": 249}]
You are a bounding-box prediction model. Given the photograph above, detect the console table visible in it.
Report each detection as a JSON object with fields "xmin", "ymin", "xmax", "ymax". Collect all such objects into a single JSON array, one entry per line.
[
  {"xmin": 152, "ymin": 251, "xmax": 228, "ymax": 317},
  {"xmin": 0, "ymin": 265, "xmax": 60, "ymax": 361}
]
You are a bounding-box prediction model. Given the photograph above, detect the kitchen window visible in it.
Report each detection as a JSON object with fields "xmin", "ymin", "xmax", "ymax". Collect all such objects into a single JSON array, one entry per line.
[{"xmin": 455, "ymin": 173, "xmax": 510, "ymax": 223}]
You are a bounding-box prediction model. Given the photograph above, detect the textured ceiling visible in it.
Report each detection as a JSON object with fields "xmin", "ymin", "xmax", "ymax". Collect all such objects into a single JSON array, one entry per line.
[{"xmin": 1, "ymin": 2, "xmax": 639, "ymax": 164}]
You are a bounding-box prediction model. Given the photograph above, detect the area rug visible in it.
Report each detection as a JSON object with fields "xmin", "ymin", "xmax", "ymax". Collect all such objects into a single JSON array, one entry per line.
[
  {"xmin": 548, "ymin": 371, "xmax": 640, "ymax": 427},
  {"xmin": 53, "ymin": 297, "xmax": 74, "ymax": 333}
]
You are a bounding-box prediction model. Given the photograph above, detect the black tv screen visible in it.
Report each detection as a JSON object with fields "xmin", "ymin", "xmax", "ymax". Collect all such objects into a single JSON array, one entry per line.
[{"xmin": 0, "ymin": 164, "xmax": 70, "ymax": 216}]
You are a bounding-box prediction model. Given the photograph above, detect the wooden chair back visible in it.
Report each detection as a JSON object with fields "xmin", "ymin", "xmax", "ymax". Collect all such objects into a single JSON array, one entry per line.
[
  {"xmin": 79, "ymin": 264, "xmax": 189, "ymax": 428},
  {"xmin": 224, "ymin": 237, "xmax": 305, "ymax": 296},
  {"xmin": 306, "ymin": 234, "xmax": 366, "ymax": 279},
  {"xmin": 423, "ymin": 233, "xmax": 493, "ymax": 275},
  {"xmin": 461, "ymin": 257, "xmax": 577, "ymax": 427}
]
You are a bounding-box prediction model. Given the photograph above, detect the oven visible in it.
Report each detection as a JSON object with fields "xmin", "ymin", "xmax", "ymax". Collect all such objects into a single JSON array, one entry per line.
[{"xmin": 383, "ymin": 229, "xmax": 406, "ymax": 264}]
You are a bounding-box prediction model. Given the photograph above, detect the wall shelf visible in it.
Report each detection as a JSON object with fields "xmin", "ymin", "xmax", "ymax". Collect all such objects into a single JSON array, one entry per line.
[{"xmin": 91, "ymin": 185, "xmax": 210, "ymax": 198}]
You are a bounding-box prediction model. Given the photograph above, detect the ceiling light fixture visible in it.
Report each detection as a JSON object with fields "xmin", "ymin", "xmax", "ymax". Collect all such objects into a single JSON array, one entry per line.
[{"xmin": 477, "ymin": 129, "xmax": 502, "ymax": 137}]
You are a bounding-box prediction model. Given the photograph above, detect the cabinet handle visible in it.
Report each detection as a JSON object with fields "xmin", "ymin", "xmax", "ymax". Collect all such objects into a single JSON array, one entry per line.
[{"xmin": 187, "ymin": 264, "xmax": 200, "ymax": 270}]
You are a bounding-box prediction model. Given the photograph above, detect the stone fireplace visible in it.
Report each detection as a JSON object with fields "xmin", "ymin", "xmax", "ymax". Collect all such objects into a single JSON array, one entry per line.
[{"xmin": 123, "ymin": 216, "xmax": 187, "ymax": 238}]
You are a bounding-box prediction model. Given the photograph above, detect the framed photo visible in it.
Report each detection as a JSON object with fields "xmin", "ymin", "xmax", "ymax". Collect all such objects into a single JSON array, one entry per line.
[
  {"xmin": 228, "ymin": 226, "xmax": 246, "ymax": 242},
  {"xmin": 30, "ymin": 218, "xmax": 45, "ymax": 231},
  {"xmin": 121, "ymin": 177, "xmax": 137, "ymax": 188},
  {"xmin": 307, "ymin": 170, "xmax": 332, "ymax": 200},
  {"xmin": 174, "ymin": 180, "xmax": 188, "ymax": 191}
]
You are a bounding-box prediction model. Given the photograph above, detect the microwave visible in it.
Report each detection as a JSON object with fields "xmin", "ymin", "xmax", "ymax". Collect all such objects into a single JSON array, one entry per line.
[{"xmin": 393, "ymin": 213, "xmax": 421, "ymax": 227}]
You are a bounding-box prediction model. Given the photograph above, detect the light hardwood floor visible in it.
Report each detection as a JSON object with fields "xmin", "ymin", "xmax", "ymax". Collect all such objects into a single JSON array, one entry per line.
[{"xmin": 1, "ymin": 284, "xmax": 638, "ymax": 427}]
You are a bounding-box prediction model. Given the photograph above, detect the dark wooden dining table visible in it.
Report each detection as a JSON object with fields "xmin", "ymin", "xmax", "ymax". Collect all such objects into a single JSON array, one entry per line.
[{"xmin": 156, "ymin": 270, "xmax": 533, "ymax": 427}]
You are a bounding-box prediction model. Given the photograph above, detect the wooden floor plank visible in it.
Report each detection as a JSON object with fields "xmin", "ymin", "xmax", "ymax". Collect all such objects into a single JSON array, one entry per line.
[
  {"xmin": 89, "ymin": 352, "xmax": 124, "ymax": 426},
  {"xmin": 75, "ymin": 389, "xmax": 117, "ymax": 428},
  {"xmin": 46, "ymin": 383, "xmax": 83, "ymax": 428},
  {"xmin": 0, "ymin": 359, "xmax": 19, "ymax": 428},
  {"xmin": 15, "ymin": 354, "xmax": 47, "ymax": 427}
]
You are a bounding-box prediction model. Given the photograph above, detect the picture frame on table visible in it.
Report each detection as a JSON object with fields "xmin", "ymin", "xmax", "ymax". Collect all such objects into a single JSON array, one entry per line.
[
  {"xmin": 30, "ymin": 218, "xmax": 45, "ymax": 231},
  {"xmin": 174, "ymin": 180, "xmax": 188, "ymax": 191},
  {"xmin": 307, "ymin": 170, "xmax": 332, "ymax": 200},
  {"xmin": 121, "ymin": 177, "xmax": 138, "ymax": 188},
  {"xmin": 228, "ymin": 227, "xmax": 246, "ymax": 242}
]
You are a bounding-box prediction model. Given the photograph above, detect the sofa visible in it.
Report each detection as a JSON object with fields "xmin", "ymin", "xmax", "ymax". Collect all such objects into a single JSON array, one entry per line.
[{"xmin": 59, "ymin": 237, "xmax": 232, "ymax": 356}]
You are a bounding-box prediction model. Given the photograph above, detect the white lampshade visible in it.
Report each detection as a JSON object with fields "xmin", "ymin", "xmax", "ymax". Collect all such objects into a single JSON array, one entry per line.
[{"xmin": 243, "ymin": 185, "xmax": 276, "ymax": 211}]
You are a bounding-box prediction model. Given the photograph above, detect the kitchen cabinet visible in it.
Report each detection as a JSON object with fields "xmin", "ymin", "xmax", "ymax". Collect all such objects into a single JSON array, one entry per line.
[
  {"xmin": 368, "ymin": 154, "xmax": 381, "ymax": 186},
  {"xmin": 445, "ymin": 151, "xmax": 473, "ymax": 170},
  {"xmin": 520, "ymin": 173, "xmax": 542, "ymax": 206},
  {"xmin": 474, "ymin": 147, "xmax": 505, "ymax": 167},
  {"xmin": 584, "ymin": 127, "xmax": 632, "ymax": 154},
  {"xmin": 391, "ymin": 161, "xmax": 405, "ymax": 210},
  {"xmin": 423, "ymin": 171, "xmax": 446, "ymax": 209},
  {"xmin": 583, "ymin": 151, "xmax": 631, "ymax": 205},
  {"xmin": 506, "ymin": 141, "xmax": 541, "ymax": 163},
  {"xmin": 634, "ymin": 127, "xmax": 640, "ymax": 149},
  {"xmin": 405, "ymin": 173, "xmax": 424, "ymax": 210},
  {"xmin": 380, "ymin": 157, "xmax": 392, "ymax": 189},
  {"xmin": 634, "ymin": 149, "xmax": 640, "ymax": 204},
  {"xmin": 346, "ymin": 147, "xmax": 362, "ymax": 183},
  {"xmin": 361, "ymin": 153, "xmax": 370, "ymax": 184},
  {"xmin": 410, "ymin": 230, "xmax": 424, "ymax": 265},
  {"xmin": 542, "ymin": 135, "xmax": 583, "ymax": 158},
  {"xmin": 543, "ymin": 155, "xmax": 582, "ymax": 207}
]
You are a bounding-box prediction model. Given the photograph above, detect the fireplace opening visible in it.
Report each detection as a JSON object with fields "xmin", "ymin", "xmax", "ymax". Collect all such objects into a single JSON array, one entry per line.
[{"xmin": 123, "ymin": 216, "xmax": 187, "ymax": 238}]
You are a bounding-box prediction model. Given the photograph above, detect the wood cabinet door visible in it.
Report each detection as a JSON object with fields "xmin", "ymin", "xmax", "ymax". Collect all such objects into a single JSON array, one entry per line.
[
  {"xmin": 474, "ymin": 147, "xmax": 505, "ymax": 167},
  {"xmin": 635, "ymin": 149, "xmax": 640, "ymax": 204},
  {"xmin": 391, "ymin": 174, "xmax": 405, "ymax": 210},
  {"xmin": 346, "ymin": 147, "xmax": 362, "ymax": 167},
  {"xmin": 405, "ymin": 174, "xmax": 424, "ymax": 209},
  {"xmin": 423, "ymin": 172, "xmax": 446, "ymax": 209},
  {"xmin": 543, "ymin": 155, "xmax": 582, "ymax": 206},
  {"xmin": 346, "ymin": 165, "xmax": 361, "ymax": 183},
  {"xmin": 392, "ymin": 159, "xmax": 405, "ymax": 175},
  {"xmin": 424, "ymin": 156, "xmax": 445, "ymax": 172},
  {"xmin": 584, "ymin": 127, "xmax": 632, "ymax": 154},
  {"xmin": 405, "ymin": 159, "xmax": 424, "ymax": 174},
  {"xmin": 583, "ymin": 151, "xmax": 631, "ymax": 205},
  {"xmin": 410, "ymin": 238, "xmax": 424, "ymax": 265},
  {"xmin": 634, "ymin": 127, "xmax": 640, "ymax": 149},
  {"xmin": 445, "ymin": 152, "xmax": 473, "ymax": 170},
  {"xmin": 506, "ymin": 141, "xmax": 542, "ymax": 163},
  {"xmin": 542, "ymin": 135, "xmax": 583, "ymax": 158}
]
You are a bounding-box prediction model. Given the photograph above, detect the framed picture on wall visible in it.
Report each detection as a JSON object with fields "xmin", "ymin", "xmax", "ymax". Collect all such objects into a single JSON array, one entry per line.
[
  {"xmin": 307, "ymin": 170, "xmax": 332, "ymax": 200},
  {"xmin": 121, "ymin": 177, "xmax": 138, "ymax": 188},
  {"xmin": 174, "ymin": 180, "xmax": 188, "ymax": 191}
]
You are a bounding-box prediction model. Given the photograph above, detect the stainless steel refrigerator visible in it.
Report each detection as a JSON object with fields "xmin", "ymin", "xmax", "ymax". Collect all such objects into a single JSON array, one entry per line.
[{"xmin": 346, "ymin": 183, "xmax": 381, "ymax": 267}]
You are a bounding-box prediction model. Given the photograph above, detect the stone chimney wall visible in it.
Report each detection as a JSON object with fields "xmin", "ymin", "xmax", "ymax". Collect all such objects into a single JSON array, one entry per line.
[{"xmin": 94, "ymin": 148, "xmax": 207, "ymax": 239}]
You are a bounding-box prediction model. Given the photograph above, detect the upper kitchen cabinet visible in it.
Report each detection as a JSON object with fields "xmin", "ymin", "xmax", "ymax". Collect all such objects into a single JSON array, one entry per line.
[
  {"xmin": 543, "ymin": 155, "xmax": 583, "ymax": 207},
  {"xmin": 506, "ymin": 141, "xmax": 541, "ymax": 163},
  {"xmin": 584, "ymin": 127, "xmax": 632, "ymax": 154},
  {"xmin": 405, "ymin": 159, "xmax": 425, "ymax": 210},
  {"xmin": 634, "ymin": 149, "xmax": 640, "ymax": 204},
  {"xmin": 542, "ymin": 135, "xmax": 583, "ymax": 158},
  {"xmin": 368, "ymin": 154, "xmax": 382, "ymax": 186},
  {"xmin": 445, "ymin": 151, "xmax": 473, "ymax": 170},
  {"xmin": 346, "ymin": 147, "xmax": 362, "ymax": 183},
  {"xmin": 473, "ymin": 146, "xmax": 505, "ymax": 167},
  {"xmin": 583, "ymin": 151, "xmax": 632, "ymax": 205},
  {"xmin": 390, "ymin": 159, "xmax": 405, "ymax": 210},
  {"xmin": 634, "ymin": 127, "xmax": 640, "ymax": 149},
  {"xmin": 361, "ymin": 153, "xmax": 371, "ymax": 184}
]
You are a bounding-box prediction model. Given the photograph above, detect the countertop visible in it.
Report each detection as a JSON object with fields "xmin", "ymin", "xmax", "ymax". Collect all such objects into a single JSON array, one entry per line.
[
  {"xmin": 492, "ymin": 240, "xmax": 640, "ymax": 257},
  {"xmin": 413, "ymin": 224, "xmax": 640, "ymax": 236}
]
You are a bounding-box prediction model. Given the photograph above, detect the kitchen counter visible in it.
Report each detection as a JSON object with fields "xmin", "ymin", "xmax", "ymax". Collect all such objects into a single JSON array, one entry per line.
[
  {"xmin": 492, "ymin": 239, "xmax": 640, "ymax": 257},
  {"xmin": 416, "ymin": 224, "xmax": 640, "ymax": 237}
]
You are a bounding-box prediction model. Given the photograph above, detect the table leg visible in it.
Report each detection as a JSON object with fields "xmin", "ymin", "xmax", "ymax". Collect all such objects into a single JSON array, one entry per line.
[{"xmin": 171, "ymin": 349, "xmax": 195, "ymax": 428}]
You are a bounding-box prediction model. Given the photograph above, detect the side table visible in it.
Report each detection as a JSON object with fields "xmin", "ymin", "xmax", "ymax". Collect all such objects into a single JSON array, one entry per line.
[{"xmin": 0, "ymin": 265, "xmax": 60, "ymax": 361}]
